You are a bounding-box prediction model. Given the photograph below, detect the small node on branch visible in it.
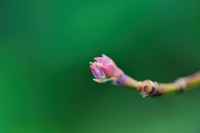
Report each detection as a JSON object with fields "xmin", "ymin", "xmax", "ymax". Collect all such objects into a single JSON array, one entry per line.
[{"xmin": 137, "ymin": 80, "xmax": 158, "ymax": 97}]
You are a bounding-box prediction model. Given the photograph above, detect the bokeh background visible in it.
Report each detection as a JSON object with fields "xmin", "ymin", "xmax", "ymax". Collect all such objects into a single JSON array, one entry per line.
[{"xmin": 1, "ymin": 0, "xmax": 200, "ymax": 133}]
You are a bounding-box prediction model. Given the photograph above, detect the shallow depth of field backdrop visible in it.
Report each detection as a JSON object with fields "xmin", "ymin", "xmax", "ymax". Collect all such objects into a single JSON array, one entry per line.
[{"xmin": 0, "ymin": 0, "xmax": 200, "ymax": 133}]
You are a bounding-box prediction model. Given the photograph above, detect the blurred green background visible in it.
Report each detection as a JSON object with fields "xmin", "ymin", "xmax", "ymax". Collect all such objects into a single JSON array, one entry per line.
[{"xmin": 0, "ymin": 0, "xmax": 200, "ymax": 133}]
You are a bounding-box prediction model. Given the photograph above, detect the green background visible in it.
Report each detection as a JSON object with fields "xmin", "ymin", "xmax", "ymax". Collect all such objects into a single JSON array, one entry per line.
[{"xmin": 0, "ymin": 0, "xmax": 200, "ymax": 133}]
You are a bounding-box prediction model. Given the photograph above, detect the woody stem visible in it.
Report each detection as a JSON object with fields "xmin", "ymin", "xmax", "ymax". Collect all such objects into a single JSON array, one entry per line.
[{"xmin": 119, "ymin": 71, "xmax": 200, "ymax": 97}]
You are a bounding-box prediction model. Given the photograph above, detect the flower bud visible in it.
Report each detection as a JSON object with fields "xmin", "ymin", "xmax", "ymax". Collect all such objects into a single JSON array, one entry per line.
[{"xmin": 90, "ymin": 54, "xmax": 124, "ymax": 83}]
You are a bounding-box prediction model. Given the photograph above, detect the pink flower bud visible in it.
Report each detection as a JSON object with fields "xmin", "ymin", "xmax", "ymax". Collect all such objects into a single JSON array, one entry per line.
[{"xmin": 90, "ymin": 54, "xmax": 124, "ymax": 83}]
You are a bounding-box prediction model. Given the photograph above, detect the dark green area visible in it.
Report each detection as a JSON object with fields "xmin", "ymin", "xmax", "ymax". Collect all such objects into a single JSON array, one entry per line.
[{"xmin": 0, "ymin": 0, "xmax": 200, "ymax": 133}]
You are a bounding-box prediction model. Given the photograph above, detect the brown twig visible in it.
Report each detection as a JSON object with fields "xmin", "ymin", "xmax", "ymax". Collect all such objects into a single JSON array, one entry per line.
[
  {"xmin": 119, "ymin": 71, "xmax": 200, "ymax": 97},
  {"xmin": 90, "ymin": 54, "xmax": 200, "ymax": 97}
]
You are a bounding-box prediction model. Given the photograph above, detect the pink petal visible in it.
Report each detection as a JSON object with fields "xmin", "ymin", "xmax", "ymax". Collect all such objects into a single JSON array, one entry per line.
[{"xmin": 90, "ymin": 63, "xmax": 106, "ymax": 79}]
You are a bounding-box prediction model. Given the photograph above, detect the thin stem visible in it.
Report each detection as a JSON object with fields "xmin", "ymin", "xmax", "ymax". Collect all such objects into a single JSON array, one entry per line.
[{"xmin": 119, "ymin": 71, "xmax": 200, "ymax": 97}]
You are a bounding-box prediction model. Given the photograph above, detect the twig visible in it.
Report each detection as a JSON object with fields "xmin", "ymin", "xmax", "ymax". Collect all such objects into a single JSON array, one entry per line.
[
  {"xmin": 117, "ymin": 72, "xmax": 200, "ymax": 97},
  {"xmin": 90, "ymin": 54, "xmax": 200, "ymax": 97}
]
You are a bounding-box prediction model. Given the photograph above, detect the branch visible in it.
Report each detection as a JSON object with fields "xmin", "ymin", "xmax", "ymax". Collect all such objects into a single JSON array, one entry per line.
[
  {"xmin": 90, "ymin": 54, "xmax": 200, "ymax": 97},
  {"xmin": 117, "ymin": 72, "xmax": 200, "ymax": 97}
]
